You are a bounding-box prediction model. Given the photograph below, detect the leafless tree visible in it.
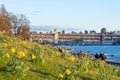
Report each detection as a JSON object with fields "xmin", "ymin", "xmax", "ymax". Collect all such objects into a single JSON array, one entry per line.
[
  {"xmin": 17, "ymin": 25, "xmax": 30, "ymax": 40},
  {"xmin": 10, "ymin": 14, "xmax": 30, "ymax": 35},
  {"xmin": 0, "ymin": 4, "xmax": 11, "ymax": 35},
  {"xmin": 0, "ymin": 4, "xmax": 30, "ymax": 39}
]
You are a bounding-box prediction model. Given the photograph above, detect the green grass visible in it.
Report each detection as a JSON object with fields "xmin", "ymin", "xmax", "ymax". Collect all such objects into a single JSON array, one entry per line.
[{"xmin": 0, "ymin": 34, "xmax": 120, "ymax": 80}]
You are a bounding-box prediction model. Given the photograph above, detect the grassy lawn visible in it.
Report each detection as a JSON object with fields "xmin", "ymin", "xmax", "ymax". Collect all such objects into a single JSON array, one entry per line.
[{"xmin": 0, "ymin": 34, "xmax": 120, "ymax": 80}]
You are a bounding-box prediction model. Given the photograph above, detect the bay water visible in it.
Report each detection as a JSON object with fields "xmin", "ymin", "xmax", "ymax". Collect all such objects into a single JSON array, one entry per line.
[{"xmin": 62, "ymin": 46, "xmax": 120, "ymax": 63}]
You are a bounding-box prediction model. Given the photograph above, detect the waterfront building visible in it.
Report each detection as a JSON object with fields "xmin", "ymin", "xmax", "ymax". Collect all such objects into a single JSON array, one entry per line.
[
  {"xmin": 103, "ymin": 40, "xmax": 114, "ymax": 45},
  {"xmin": 30, "ymin": 28, "xmax": 120, "ymax": 45}
]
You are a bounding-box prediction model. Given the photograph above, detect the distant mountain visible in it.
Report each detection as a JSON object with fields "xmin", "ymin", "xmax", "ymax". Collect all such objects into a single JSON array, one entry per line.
[
  {"xmin": 30, "ymin": 25, "xmax": 84, "ymax": 32},
  {"xmin": 30, "ymin": 25, "xmax": 53, "ymax": 30}
]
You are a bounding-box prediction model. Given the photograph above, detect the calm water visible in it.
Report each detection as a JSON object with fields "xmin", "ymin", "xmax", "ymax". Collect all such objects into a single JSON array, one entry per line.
[{"xmin": 62, "ymin": 46, "xmax": 120, "ymax": 63}]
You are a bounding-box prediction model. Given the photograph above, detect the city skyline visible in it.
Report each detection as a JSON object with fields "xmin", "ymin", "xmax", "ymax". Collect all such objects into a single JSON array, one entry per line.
[{"xmin": 0, "ymin": 0, "xmax": 120, "ymax": 32}]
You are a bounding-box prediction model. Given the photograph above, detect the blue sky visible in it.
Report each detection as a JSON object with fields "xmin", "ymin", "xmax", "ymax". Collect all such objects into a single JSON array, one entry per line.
[{"xmin": 0, "ymin": 0, "xmax": 120, "ymax": 32}]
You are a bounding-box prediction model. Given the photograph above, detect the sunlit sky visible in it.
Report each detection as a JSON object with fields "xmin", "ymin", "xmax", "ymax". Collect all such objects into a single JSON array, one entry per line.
[{"xmin": 0, "ymin": 0, "xmax": 120, "ymax": 32}]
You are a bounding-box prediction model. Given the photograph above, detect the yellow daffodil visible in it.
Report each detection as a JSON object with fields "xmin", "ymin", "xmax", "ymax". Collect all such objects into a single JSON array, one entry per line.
[
  {"xmin": 65, "ymin": 69, "xmax": 71, "ymax": 75},
  {"xmin": 11, "ymin": 47, "xmax": 15, "ymax": 53},
  {"xmin": 70, "ymin": 55, "xmax": 75, "ymax": 61},
  {"xmin": 57, "ymin": 52, "xmax": 61, "ymax": 56},
  {"xmin": 17, "ymin": 51, "xmax": 25, "ymax": 58},
  {"xmin": 59, "ymin": 73, "xmax": 63, "ymax": 78},
  {"xmin": 4, "ymin": 43, "xmax": 8, "ymax": 47},
  {"xmin": 32, "ymin": 54, "xmax": 36, "ymax": 59},
  {"xmin": 47, "ymin": 44, "xmax": 49, "ymax": 47},
  {"xmin": 101, "ymin": 60, "xmax": 106, "ymax": 64},
  {"xmin": 6, "ymin": 53, "xmax": 10, "ymax": 58},
  {"xmin": 14, "ymin": 38, "xmax": 16, "ymax": 40},
  {"xmin": 22, "ymin": 41, "xmax": 26, "ymax": 45},
  {"xmin": 2, "ymin": 30, "xmax": 5, "ymax": 34}
]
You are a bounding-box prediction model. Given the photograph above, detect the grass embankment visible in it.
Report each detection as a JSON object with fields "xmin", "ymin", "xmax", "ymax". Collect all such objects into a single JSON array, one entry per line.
[{"xmin": 0, "ymin": 34, "xmax": 120, "ymax": 80}]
